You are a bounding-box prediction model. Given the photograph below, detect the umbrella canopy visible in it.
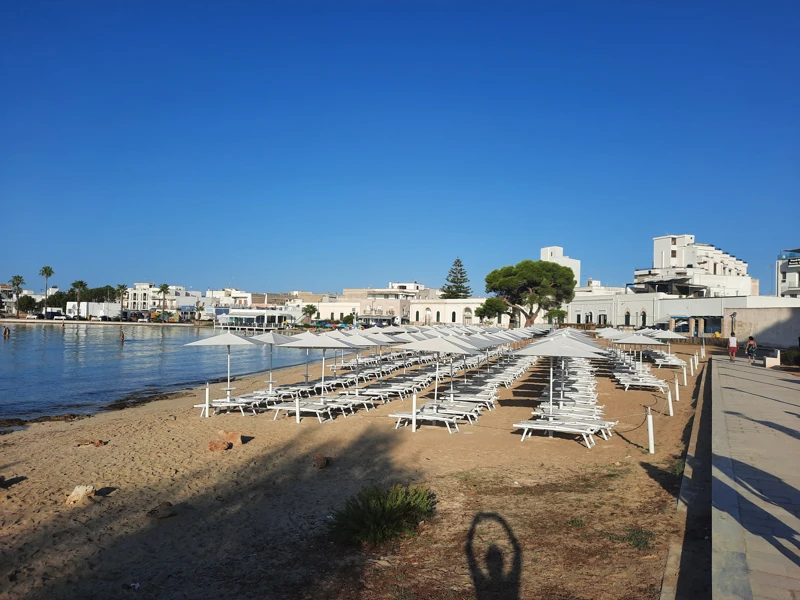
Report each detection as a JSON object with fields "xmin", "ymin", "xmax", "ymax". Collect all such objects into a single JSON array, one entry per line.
[
  {"xmin": 515, "ymin": 337, "xmax": 605, "ymax": 412},
  {"xmin": 647, "ymin": 330, "xmax": 686, "ymax": 340},
  {"xmin": 184, "ymin": 332, "xmax": 265, "ymax": 396},
  {"xmin": 616, "ymin": 334, "xmax": 666, "ymax": 346},
  {"xmin": 401, "ymin": 336, "xmax": 478, "ymax": 400}
]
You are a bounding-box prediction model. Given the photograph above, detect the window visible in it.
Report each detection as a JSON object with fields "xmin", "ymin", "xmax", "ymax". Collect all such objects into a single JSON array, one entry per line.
[
  {"xmin": 624, "ymin": 311, "xmax": 630, "ymax": 326},
  {"xmin": 782, "ymin": 272, "xmax": 787, "ymax": 282},
  {"xmin": 671, "ymin": 237, "xmax": 676, "ymax": 244},
  {"xmin": 576, "ymin": 314, "xmax": 581, "ymax": 324},
  {"xmin": 415, "ymin": 310, "xmax": 419, "ymax": 322},
  {"xmin": 671, "ymin": 250, "xmax": 677, "ymax": 258},
  {"xmin": 436, "ymin": 311, "xmax": 440, "ymax": 323},
  {"xmin": 641, "ymin": 311, "xmax": 647, "ymax": 327},
  {"xmin": 339, "ymin": 313, "xmax": 344, "ymax": 320},
  {"xmin": 451, "ymin": 311, "xmax": 456, "ymax": 323}
]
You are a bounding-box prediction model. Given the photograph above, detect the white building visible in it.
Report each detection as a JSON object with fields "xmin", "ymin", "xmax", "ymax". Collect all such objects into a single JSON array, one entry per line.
[
  {"xmin": 66, "ymin": 302, "xmax": 121, "ymax": 319},
  {"xmin": 541, "ymin": 246, "xmax": 580, "ymax": 286},
  {"xmin": 775, "ymin": 248, "xmax": 800, "ymax": 298},
  {"xmin": 633, "ymin": 234, "xmax": 757, "ymax": 297}
]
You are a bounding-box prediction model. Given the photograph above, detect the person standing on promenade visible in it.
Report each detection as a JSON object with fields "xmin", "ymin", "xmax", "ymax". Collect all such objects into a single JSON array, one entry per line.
[
  {"xmin": 728, "ymin": 331, "xmax": 738, "ymax": 362},
  {"xmin": 745, "ymin": 336, "xmax": 757, "ymax": 365}
]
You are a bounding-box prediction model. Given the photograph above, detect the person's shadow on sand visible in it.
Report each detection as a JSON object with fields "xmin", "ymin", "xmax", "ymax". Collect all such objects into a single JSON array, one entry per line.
[{"xmin": 465, "ymin": 513, "xmax": 521, "ymax": 600}]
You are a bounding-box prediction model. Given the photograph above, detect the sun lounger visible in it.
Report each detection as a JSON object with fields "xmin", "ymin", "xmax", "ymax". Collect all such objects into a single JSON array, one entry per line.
[
  {"xmin": 269, "ymin": 401, "xmax": 333, "ymax": 423},
  {"xmin": 390, "ymin": 411, "xmax": 460, "ymax": 434},
  {"xmin": 513, "ymin": 420, "xmax": 598, "ymax": 449}
]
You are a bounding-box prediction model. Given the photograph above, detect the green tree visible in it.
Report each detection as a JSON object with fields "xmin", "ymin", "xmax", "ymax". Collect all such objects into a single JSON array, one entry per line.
[
  {"xmin": 341, "ymin": 314, "xmax": 355, "ymax": 325},
  {"xmin": 8, "ymin": 275, "xmax": 25, "ymax": 314},
  {"xmin": 18, "ymin": 295, "xmax": 37, "ymax": 313},
  {"xmin": 158, "ymin": 283, "xmax": 170, "ymax": 323},
  {"xmin": 440, "ymin": 257, "xmax": 472, "ymax": 299},
  {"xmin": 71, "ymin": 280, "xmax": 88, "ymax": 319},
  {"xmin": 545, "ymin": 309, "xmax": 568, "ymax": 325},
  {"xmin": 39, "ymin": 266, "xmax": 54, "ymax": 316},
  {"xmin": 116, "ymin": 284, "xmax": 128, "ymax": 319},
  {"xmin": 475, "ymin": 297, "xmax": 509, "ymax": 324},
  {"xmin": 302, "ymin": 304, "xmax": 318, "ymax": 322},
  {"xmin": 485, "ymin": 260, "xmax": 576, "ymax": 327}
]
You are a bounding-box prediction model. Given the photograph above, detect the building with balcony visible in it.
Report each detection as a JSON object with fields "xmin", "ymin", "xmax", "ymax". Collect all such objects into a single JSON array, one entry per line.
[
  {"xmin": 776, "ymin": 248, "xmax": 800, "ymax": 298},
  {"xmin": 631, "ymin": 234, "xmax": 757, "ymax": 297}
]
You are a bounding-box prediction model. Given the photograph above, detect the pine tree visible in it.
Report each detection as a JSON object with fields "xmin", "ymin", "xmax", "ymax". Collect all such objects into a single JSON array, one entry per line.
[{"xmin": 440, "ymin": 258, "xmax": 472, "ymax": 299}]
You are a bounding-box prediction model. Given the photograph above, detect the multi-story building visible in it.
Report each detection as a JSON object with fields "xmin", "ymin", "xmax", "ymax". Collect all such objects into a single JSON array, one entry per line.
[
  {"xmin": 541, "ymin": 246, "xmax": 581, "ymax": 286},
  {"xmin": 775, "ymin": 248, "xmax": 800, "ymax": 298},
  {"xmin": 632, "ymin": 234, "xmax": 757, "ymax": 297}
]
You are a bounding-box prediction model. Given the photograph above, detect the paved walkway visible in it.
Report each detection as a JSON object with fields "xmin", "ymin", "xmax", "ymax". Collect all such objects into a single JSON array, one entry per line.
[{"xmin": 712, "ymin": 356, "xmax": 800, "ymax": 599}]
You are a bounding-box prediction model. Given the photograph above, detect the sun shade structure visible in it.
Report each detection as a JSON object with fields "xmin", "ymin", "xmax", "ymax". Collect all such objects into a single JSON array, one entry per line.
[
  {"xmin": 615, "ymin": 334, "xmax": 665, "ymax": 367},
  {"xmin": 646, "ymin": 329, "xmax": 686, "ymax": 353},
  {"xmin": 184, "ymin": 332, "xmax": 266, "ymax": 398},
  {"xmin": 400, "ymin": 336, "xmax": 479, "ymax": 400},
  {"xmin": 280, "ymin": 333, "xmax": 355, "ymax": 423},
  {"xmin": 515, "ymin": 337, "xmax": 605, "ymax": 412},
  {"xmin": 250, "ymin": 331, "xmax": 298, "ymax": 393}
]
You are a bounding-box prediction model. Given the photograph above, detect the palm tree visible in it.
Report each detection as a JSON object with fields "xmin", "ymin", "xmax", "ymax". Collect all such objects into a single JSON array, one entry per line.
[
  {"xmin": 39, "ymin": 266, "xmax": 54, "ymax": 316},
  {"xmin": 8, "ymin": 275, "xmax": 25, "ymax": 315},
  {"xmin": 158, "ymin": 283, "xmax": 170, "ymax": 323},
  {"xmin": 71, "ymin": 280, "xmax": 88, "ymax": 319},
  {"xmin": 302, "ymin": 304, "xmax": 318, "ymax": 324},
  {"xmin": 116, "ymin": 284, "xmax": 128, "ymax": 320}
]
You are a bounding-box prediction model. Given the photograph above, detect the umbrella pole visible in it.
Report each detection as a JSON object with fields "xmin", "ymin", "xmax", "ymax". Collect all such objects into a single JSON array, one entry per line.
[
  {"xmin": 449, "ymin": 356, "xmax": 454, "ymax": 398},
  {"xmin": 355, "ymin": 351, "xmax": 360, "ymax": 396},
  {"xmin": 305, "ymin": 349, "xmax": 309, "ymax": 384},
  {"xmin": 549, "ymin": 357, "xmax": 554, "ymax": 414},
  {"xmin": 434, "ymin": 353, "xmax": 440, "ymax": 401},
  {"xmin": 320, "ymin": 350, "xmax": 326, "ymax": 400},
  {"xmin": 269, "ymin": 345, "xmax": 274, "ymax": 393},
  {"xmin": 227, "ymin": 345, "xmax": 231, "ymax": 399}
]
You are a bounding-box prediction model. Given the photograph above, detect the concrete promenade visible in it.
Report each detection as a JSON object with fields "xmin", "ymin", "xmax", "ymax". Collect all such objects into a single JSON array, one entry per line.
[{"xmin": 712, "ymin": 356, "xmax": 800, "ymax": 599}]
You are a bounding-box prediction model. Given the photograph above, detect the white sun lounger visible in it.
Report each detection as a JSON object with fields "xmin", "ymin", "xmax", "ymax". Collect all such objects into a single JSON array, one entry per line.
[
  {"xmin": 269, "ymin": 401, "xmax": 333, "ymax": 423},
  {"xmin": 390, "ymin": 411, "xmax": 460, "ymax": 434},
  {"xmin": 513, "ymin": 420, "xmax": 598, "ymax": 449}
]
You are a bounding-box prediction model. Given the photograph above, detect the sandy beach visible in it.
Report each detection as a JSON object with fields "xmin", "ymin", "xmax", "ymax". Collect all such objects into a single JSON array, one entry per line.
[{"xmin": 0, "ymin": 343, "xmax": 707, "ymax": 599}]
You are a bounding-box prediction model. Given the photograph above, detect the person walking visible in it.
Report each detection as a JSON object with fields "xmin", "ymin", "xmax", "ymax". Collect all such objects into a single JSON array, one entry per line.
[
  {"xmin": 728, "ymin": 331, "xmax": 738, "ymax": 362},
  {"xmin": 745, "ymin": 336, "xmax": 757, "ymax": 365}
]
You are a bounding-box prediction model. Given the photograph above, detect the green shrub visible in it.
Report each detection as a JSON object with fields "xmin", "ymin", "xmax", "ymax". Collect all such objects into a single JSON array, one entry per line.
[
  {"xmin": 781, "ymin": 347, "xmax": 800, "ymax": 367},
  {"xmin": 568, "ymin": 518, "xmax": 585, "ymax": 527},
  {"xmin": 328, "ymin": 484, "xmax": 436, "ymax": 546},
  {"xmin": 667, "ymin": 458, "xmax": 686, "ymax": 476}
]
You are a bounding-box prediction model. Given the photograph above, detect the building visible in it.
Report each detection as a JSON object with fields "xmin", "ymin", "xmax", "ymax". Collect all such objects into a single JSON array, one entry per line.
[
  {"xmin": 775, "ymin": 248, "xmax": 800, "ymax": 298},
  {"xmin": 541, "ymin": 246, "xmax": 580, "ymax": 286},
  {"xmin": 632, "ymin": 234, "xmax": 757, "ymax": 297}
]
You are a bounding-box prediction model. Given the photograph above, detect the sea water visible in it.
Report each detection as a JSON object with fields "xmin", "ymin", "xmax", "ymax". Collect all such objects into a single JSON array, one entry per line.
[{"xmin": 0, "ymin": 325, "xmax": 324, "ymax": 419}]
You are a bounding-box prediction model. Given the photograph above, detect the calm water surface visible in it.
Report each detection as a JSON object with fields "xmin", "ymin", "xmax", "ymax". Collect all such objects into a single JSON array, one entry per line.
[{"xmin": 0, "ymin": 324, "xmax": 326, "ymax": 419}]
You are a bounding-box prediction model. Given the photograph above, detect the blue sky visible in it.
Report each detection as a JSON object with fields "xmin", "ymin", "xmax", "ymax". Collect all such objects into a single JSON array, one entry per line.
[{"xmin": 2, "ymin": 1, "xmax": 798, "ymax": 295}]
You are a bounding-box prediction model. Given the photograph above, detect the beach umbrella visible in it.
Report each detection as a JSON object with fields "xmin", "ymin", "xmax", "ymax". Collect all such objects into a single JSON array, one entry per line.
[
  {"xmin": 251, "ymin": 331, "xmax": 298, "ymax": 393},
  {"xmin": 279, "ymin": 333, "xmax": 355, "ymax": 423},
  {"xmin": 515, "ymin": 337, "xmax": 605, "ymax": 413},
  {"xmin": 646, "ymin": 329, "xmax": 686, "ymax": 354},
  {"xmin": 400, "ymin": 336, "xmax": 478, "ymax": 400},
  {"xmin": 184, "ymin": 332, "xmax": 266, "ymax": 399},
  {"xmin": 616, "ymin": 334, "xmax": 665, "ymax": 367}
]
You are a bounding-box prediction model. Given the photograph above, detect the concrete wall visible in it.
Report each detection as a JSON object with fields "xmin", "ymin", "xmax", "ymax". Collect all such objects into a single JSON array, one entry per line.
[{"xmin": 721, "ymin": 307, "xmax": 800, "ymax": 349}]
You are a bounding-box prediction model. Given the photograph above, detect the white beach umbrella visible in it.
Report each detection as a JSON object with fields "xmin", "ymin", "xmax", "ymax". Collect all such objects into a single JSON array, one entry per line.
[
  {"xmin": 250, "ymin": 331, "xmax": 298, "ymax": 393},
  {"xmin": 616, "ymin": 334, "xmax": 665, "ymax": 367},
  {"xmin": 184, "ymin": 332, "xmax": 266, "ymax": 399},
  {"xmin": 280, "ymin": 333, "xmax": 355, "ymax": 423},
  {"xmin": 647, "ymin": 329, "xmax": 686, "ymax": 354},
  {"xmin": 400, "ymin": 336, "xmax": 478, "ymax": 400},
  {"xmin": 516, "ymin": 337, "xmax": 605, "ymax": 412}
]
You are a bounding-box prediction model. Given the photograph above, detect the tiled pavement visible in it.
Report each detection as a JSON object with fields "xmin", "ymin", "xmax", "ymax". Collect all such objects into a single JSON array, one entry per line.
[{"xmin": 712, "ymin": 356, "xmax": 800, "ymax": 599}]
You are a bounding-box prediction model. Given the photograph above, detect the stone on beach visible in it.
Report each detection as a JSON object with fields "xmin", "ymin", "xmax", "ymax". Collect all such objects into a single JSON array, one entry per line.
[
  {"xmin": 146, "ymin": 501, "xmax": 176, "ymax": 519},
  {"xmin": 312, "ymin": 453, "xmax": 329, "ymax": 469},
  {"xmin": 208, "ymin": 441, "xmax": 232, "ymax": 452},
  {"xmin": 218, "ymin": 430, "xmax": 243, "ymax": 446},
  {"xmin": 65, "ymin": 485, "xmax": 95, "ymax": 505}
]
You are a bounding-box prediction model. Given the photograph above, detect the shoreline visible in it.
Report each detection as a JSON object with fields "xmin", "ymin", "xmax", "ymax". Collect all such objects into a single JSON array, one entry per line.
[{"xmin": 0, "ymin": 347, "xmax": 363, "ymax": 428}]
